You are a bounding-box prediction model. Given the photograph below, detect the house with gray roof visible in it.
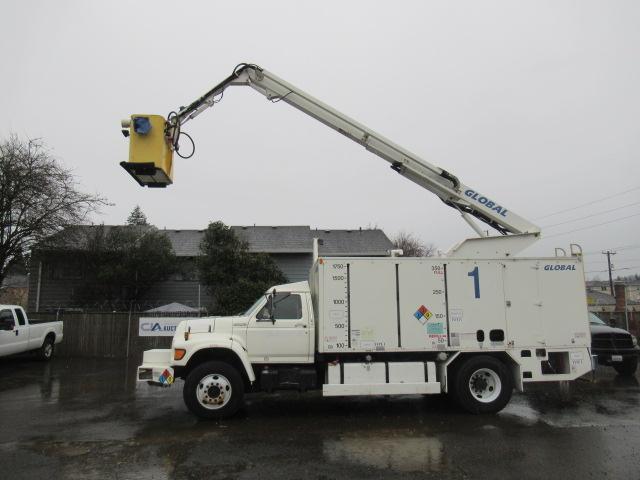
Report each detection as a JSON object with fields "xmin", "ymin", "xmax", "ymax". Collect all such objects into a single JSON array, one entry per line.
[{"xmin": 27, "ymin": 225, "xmax": 394, "ymax": 312}]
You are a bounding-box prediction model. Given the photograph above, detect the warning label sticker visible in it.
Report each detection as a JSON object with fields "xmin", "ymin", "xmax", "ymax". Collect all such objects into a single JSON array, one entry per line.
[{"xmin": 413, "ymin": 305, "xmax": 433, "ymax": 325}]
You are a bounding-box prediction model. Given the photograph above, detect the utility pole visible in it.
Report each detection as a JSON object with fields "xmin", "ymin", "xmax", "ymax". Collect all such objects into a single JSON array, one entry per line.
[{"xmin": 602, "ymin": 250, "xmax": 616, "ymax": 298}]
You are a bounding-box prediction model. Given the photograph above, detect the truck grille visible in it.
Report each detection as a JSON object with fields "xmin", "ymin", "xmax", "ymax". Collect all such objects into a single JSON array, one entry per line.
[{"xmin": 592, "ymin": 333, "xmax": 633, "ymax": 350}]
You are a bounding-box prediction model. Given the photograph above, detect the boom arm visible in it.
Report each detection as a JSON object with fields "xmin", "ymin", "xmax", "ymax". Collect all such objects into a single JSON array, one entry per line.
[{"xmin": 127, "ymin": 63, "xmax": 541, "ymax": 237}]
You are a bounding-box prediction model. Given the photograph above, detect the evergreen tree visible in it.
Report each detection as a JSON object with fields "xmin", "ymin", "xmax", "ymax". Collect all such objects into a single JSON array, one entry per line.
[
  {"xmin": 126, "ymin": 205, "xmax": 148, "ymax": 226},
  {"xmin": 198, "ymin": 222, "xmax": 287, "ymax": 315}
]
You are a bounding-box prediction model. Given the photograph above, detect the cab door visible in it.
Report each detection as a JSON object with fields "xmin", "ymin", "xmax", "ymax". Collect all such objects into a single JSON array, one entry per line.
[
  {"xmin": 0, "ymin": 308, "xmax": 23, "ymax": 356},
  {"xmin": 246, "ymin": 292, "xmax": 312, "ymax": 363}
]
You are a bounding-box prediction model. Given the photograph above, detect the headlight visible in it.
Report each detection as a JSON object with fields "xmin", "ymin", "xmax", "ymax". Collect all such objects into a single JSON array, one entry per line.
[{"xmin": 633, "ymin": 336, "xmax": 638, "ymax": 348}]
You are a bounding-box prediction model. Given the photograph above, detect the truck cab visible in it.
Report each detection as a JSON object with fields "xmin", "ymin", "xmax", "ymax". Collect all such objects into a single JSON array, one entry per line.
[{"xmin": 237, "ymin": 281, "xmax": 314, "ymax": 364}]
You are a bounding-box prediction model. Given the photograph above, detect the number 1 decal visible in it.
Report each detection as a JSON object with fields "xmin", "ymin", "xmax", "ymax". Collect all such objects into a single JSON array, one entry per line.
[{"xmin": 468, "ymin": 266, "xmax": 480, "ymax": 299}]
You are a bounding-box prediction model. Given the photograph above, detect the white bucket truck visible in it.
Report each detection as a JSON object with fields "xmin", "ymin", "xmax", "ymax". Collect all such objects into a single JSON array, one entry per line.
[{"xmin": 124, "ymin": 64, "xmax": 592, "ymax": 418}]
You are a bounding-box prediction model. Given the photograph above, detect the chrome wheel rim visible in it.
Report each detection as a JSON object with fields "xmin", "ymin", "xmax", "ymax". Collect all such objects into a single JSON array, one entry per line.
[
  {"xmin": 468, "ymin": 368, "xmax": 501, "ymax": 403},
  {"xmin": 44, "ymin": 343, "xmax": 53, "ymax": 358},
  {"xmin": 196, "ymin": 374, "xmax": 232, "ymax": 410}
]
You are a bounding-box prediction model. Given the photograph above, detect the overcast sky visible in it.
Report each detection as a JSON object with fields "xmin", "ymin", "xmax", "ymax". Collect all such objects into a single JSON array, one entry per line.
[{"xmin": 2, "ymin": 1, "xmax": 639, "ymax": 279}]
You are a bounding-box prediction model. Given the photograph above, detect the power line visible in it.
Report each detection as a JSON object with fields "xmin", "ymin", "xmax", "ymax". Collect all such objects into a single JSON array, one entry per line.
[
  {"xmin": 587, "ymin": 258, "xmax": 640, "ymax": 264},
  {"xmin": 582, "ymin": 244, "xmax": 640, "ymax": 255},
  {"xmin": 542, "ymin": 201, "xmax": 640, "ymax": 228},
  {"xmin": 585, "ymin": 265, "xmax": 640, "ymax": 274},
  {"xmin": 583, "ymin": 244, "xmax": 640, "ymax": 256},
  {"xmin": 534, "ymin": 186, "xmax": 640, "ymax": 220},
  {"xmin": 615, "ymin": 244, "xmax": 640, "ymax": 252},
  {"xmin": 545, "ymin": 212, "xmax": 640, "ymax": 238}
]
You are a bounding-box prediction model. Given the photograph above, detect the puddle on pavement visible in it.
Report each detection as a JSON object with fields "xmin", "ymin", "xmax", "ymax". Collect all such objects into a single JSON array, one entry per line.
[{"xmin": 323, "ymin": 433, "xmax": 445, "ymax": 473}]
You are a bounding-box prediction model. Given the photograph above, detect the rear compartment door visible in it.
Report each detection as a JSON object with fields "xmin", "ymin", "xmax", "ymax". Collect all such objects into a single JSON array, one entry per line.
[
  {"xmin": 503, "ymin": 261, "xmax": 543, "ymax": 347},
  {"xmin": 538, "ymin": 260, "xmax": 590, "ymax": 348}
]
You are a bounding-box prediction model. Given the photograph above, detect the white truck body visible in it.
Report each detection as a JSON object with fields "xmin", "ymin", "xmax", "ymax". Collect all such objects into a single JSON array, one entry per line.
[
  {"xmin": 0, "ymin": 305, "xmax": 63, "ymax": 359},
  {"xmin": 314, "ymin": 256, "xmax": 589, "ymax": 362},
  {"xmin": 138, "ymin": 253, "xmax": 592, "ymax": 416}
]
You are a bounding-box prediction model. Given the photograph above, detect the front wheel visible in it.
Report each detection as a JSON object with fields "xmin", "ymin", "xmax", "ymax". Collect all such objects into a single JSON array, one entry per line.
[
  {"xmin": 613, "ymin": 356, "xmax": 638, "ymax": 377},
  {"xmin": 183, "ymin": 361, "xmax": 244, "ymax": 419},
  {"xmin": 450, "ymin": 355, "xmax": 513, "ymax": 414}
]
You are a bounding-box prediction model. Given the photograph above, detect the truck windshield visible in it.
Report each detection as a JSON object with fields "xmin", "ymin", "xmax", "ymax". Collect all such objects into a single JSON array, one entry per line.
[
  {"xmin": 589, "ymin": 313, "xmax": 607, "ymax": 326},
  {"xmin": 243, "ymin": 297, "xmax": 265, "ymax": 316}
]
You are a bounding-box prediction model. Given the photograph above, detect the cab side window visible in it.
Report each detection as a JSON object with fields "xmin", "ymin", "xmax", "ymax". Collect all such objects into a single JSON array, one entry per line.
[
  {"xmin": 257, "ymin": 293, "xmax": 303, "ymax": 320},
  {"xmin": 0, "ymin": 309, "xmax": 15, "ymax": 329},
  {"xmin": 14, "ymin": 309, "xmax": 26, "ymax": 326}
]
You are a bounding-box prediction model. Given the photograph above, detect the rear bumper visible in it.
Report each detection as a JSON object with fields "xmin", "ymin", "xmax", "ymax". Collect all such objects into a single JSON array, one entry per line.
[{"xmin": 137, "ymin": 349, "xmax": 174, "ymax": 387}]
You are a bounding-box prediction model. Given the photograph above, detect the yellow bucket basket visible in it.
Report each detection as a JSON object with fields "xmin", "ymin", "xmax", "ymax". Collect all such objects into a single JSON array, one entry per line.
[{"xmin": 120, "ymin": 114, "xmax": 174, "ymax": 187}]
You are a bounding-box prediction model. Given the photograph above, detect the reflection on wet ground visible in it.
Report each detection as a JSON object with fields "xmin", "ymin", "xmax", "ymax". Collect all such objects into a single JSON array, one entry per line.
[{"xmin": 1, "ymin": 357, "xmax": 639, "ymax": 479}]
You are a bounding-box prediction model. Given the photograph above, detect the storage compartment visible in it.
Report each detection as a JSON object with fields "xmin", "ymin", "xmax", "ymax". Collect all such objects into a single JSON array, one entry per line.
[
  {"xmin": 343, "ymin": 362, "xmax": 386, "ymax": 385},
  {"xmin": 317, "ymin": 258, "xmax": 447, "ymax": 353},
  {"xmin": 388, "ymin": 362, "xmax": 425, "ymax": 383},
  {"xmin": 541, "ymin": 351, "xmax": 570, "ymax": 375}
]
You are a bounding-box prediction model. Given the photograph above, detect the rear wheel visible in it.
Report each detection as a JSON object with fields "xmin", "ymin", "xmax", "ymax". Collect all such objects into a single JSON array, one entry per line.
[
  {"xmin": 613, "ymin": 356, "xmax": 638, "ymax": 377},
  {"xmin": 38, "ymin": 336, "xmax": 55, "ymax": 361},
  {"xmin": 183, "ymin": 361, "xmax": 244, "ymax": 419},
  {"xmin": 451, "ymin": 355, "xmax": 513, "ymax": 414}
]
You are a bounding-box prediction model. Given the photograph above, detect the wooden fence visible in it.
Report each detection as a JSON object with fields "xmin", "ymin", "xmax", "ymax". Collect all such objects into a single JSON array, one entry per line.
[{"xmin": 28, "ymin": 312, "xmax": 192, "ymax": 361}]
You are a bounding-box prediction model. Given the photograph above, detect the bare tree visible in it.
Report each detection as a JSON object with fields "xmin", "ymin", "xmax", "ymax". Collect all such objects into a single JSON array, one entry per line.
[
  {"xmin": 0, "ymin": 135, "xmax": 107, "ymax": 285},
  {"xmin": 392, "ymin": 231, "xmax": 436, "ymax": 257}
]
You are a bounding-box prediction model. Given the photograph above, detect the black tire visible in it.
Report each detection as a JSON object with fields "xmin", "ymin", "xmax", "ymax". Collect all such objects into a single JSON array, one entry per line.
[
  {"xmin": 38, "ymin": 336, "xmax": 55, "ymax": 361},
  {"xmin": 450, "ymin": 355, "xmax": 513, "ymax": 414},
  {"xmin": 613, "ymin": 356, "xmax": 638, "ymax": 377},
  {"xmin": 183, "ymin": 361, "xmax": 244, "ymax": 419}
]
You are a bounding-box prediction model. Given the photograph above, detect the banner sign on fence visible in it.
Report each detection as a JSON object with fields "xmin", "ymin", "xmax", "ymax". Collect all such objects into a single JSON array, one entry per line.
[{"xmin": 138, "ymin": 317, "xmax": 186, "ymax": 336}]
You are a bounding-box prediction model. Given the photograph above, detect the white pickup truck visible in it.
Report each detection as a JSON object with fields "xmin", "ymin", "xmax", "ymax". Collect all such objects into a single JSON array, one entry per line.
[{"xmin": 0, "ymin": 305, "xmax": 63, "ymax": 360}]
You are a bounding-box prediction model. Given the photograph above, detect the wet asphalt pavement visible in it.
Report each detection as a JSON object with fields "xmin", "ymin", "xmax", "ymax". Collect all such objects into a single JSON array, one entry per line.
[{"xmin": 1, "ymin": 357, "xmax": 639, "ymax": 480}]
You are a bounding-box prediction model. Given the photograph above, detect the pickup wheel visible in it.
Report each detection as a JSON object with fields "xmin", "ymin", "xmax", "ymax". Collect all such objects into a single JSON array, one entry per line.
[
  {"xmin": 38, "ymin": 336, "xmax": 55, "ymax": 361},
  {"xmin": 613, "ymin": 356, "xmax": 638, "ymax": 377},
  {"xmin": 451, "ymin": 355, "xmax": 513, "ymax": 414},
  {"xmin": 183, "ymin": 361, "xmax": 244, "ymax": 419}
]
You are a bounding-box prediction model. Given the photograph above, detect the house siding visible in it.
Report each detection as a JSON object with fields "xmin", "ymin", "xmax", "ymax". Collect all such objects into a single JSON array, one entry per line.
[
  {"xmin": 271, "ymin": 253, "xmax": 313, "ymax": 283},
  {"xmin": 28, "ymin": 226, "xmax": 394, "ymax": 312}
]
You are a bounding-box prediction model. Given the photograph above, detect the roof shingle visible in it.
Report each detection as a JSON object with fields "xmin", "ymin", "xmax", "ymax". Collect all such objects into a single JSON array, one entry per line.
[{"xmin": 39, "ymin": 225, "xmax": 394, "ymax": 257}]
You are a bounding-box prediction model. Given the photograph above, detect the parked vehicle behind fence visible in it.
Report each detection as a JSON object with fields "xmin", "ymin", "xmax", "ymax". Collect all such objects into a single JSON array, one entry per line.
[{"xmin": 589, "ymin": 312, "xmax": 639, "ymax": 376}]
